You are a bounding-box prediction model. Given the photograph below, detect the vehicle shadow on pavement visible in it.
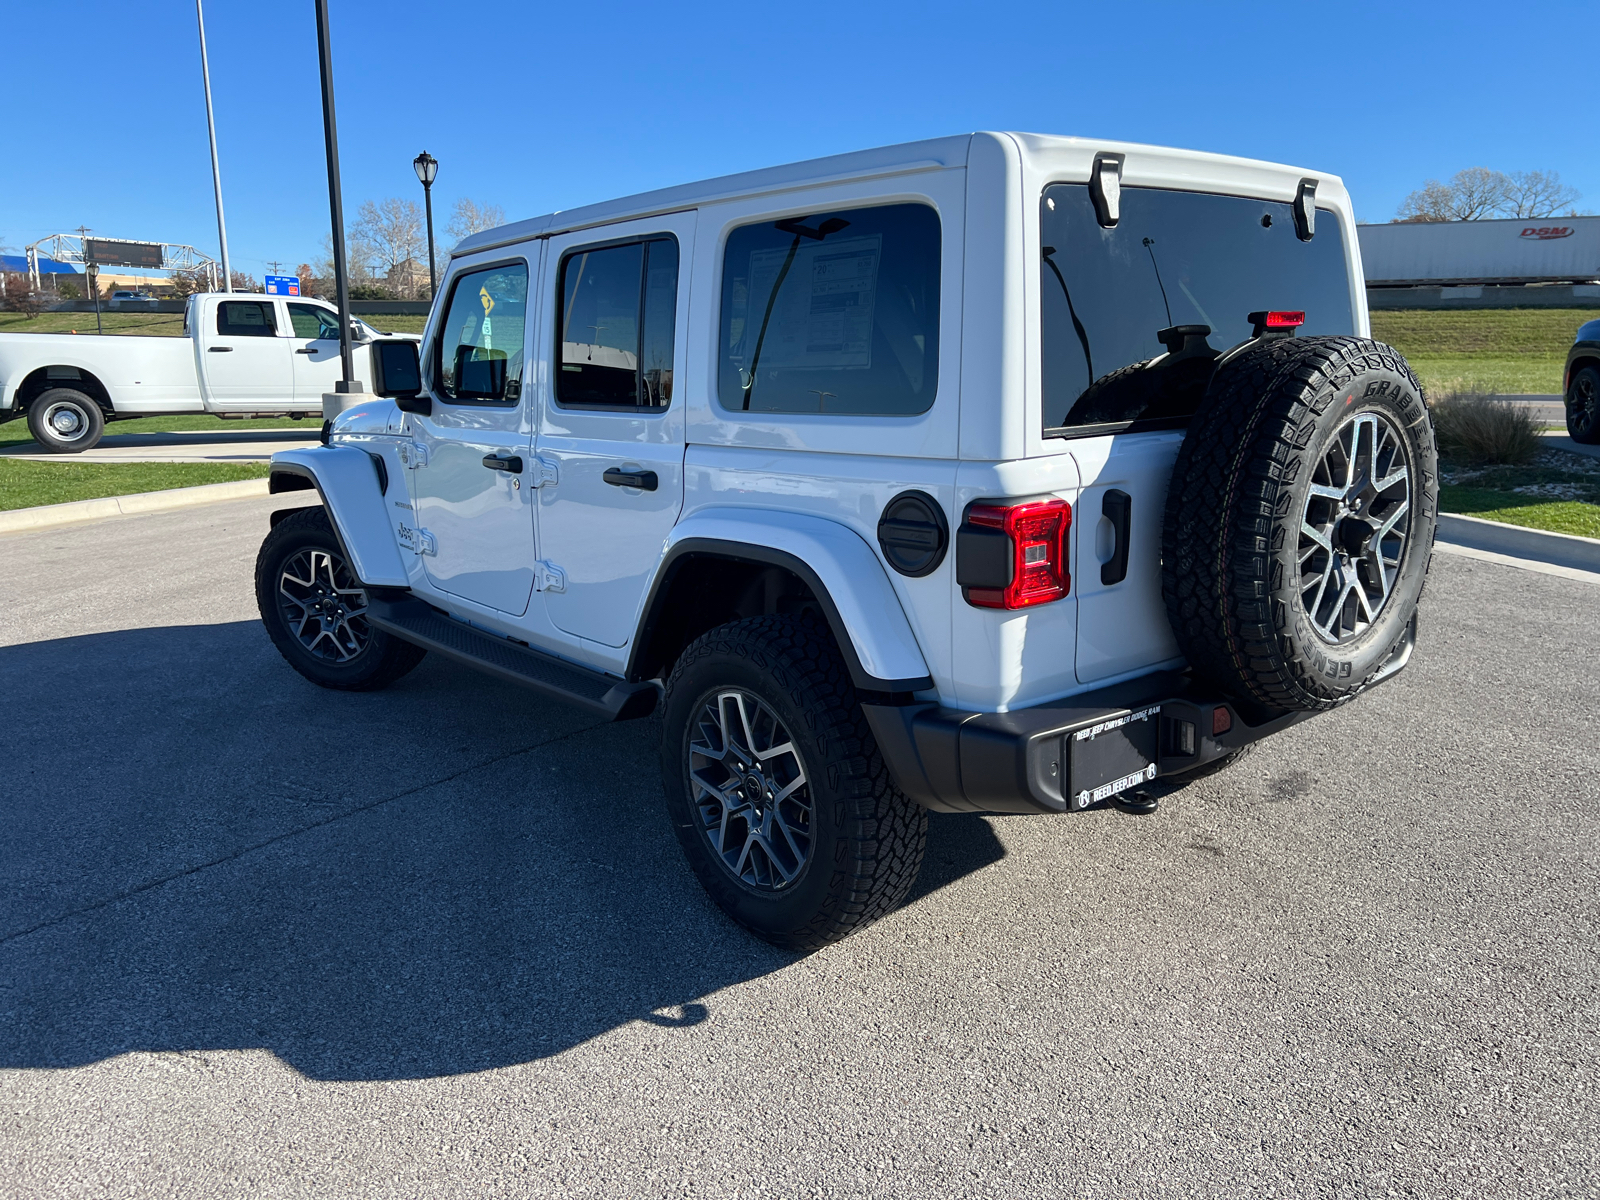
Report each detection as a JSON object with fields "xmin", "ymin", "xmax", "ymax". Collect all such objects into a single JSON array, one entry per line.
[{"xmin": 0, "ymin": 621, "xmax": 1004, "ymax": 1082}]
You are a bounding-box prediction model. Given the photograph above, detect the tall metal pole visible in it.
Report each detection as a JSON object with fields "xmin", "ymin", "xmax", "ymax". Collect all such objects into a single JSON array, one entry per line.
[
  {"xmin": 315, "ymin": 0, "xmax": 359, "ymax": 392},
  {"xmin": 195, "ymin": 0, "xmax": 232, "ymax": 293},
  {"xmin": 422, "ymin": 180, "xmax": 437, "ymax": 299}
]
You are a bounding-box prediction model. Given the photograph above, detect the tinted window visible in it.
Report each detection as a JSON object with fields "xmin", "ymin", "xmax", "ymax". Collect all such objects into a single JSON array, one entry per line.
[
  {"xmin": 287, "ymin": 303, "xmax": 340, "ymax": 340},
  {"xmin": 717, "ymin": 203, "xmax": 940, "ymax": 416},
  {"xmin": 1040, "ymin": 185, "xmax": 1354, "ymax": 434},
  {"xmin": 556, "ymin": 239, "xmax": 678, "ymax": 408},
  {"xmin": 436, "ymin": 262, "xmax": 528, "ymax": 403},
  {"xmin": 216, "ymin": 301, "xmax": 277, "ymax": 338}
]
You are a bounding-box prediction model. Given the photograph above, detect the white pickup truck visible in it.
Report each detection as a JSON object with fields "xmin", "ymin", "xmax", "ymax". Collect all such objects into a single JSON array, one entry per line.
[{"xmin": 0, "ymin": 293, "xmax": 409, "ymax": 452}]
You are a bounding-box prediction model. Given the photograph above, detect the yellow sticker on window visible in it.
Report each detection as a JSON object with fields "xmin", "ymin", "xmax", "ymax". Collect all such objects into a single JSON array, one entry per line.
[{"xmin": 480, "ymin": 286, "xmax": 495, "ymax": 317}]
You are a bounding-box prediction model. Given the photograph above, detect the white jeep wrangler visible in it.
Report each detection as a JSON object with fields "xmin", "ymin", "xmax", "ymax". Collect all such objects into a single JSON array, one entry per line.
[{"xmin": 256, "ymin": 133, "xmax": 1436, "ymax": 950}]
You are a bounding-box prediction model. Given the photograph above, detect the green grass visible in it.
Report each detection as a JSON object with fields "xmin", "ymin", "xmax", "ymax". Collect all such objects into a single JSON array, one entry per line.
[
  {"xmin": 1438, "ymin": 452, "xmax": 1600, "ymax": 539},
  {"xmin": 1369, "ymin": 308, "xmax": 1599, "ymax": 396},
  {"xmin": 1440, "ymin": 486, "xmax": 1600, "ymax": 538},
  {"xmin": 0, "ymin": 413, "xmax": 317, "ymax": 449},
  {"xmin": 0, "ymin": 460, "xmax": 269, "ymax": 511},
  {"xmin": 0, "ymin": 310, "xmax": 187, "ymax": 336}
]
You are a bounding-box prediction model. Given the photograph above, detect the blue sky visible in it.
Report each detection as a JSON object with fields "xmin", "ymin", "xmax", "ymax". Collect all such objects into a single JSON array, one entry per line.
[{"xmin": 5, "ymin": 0, "xmax": 1595, "ymax": 279}]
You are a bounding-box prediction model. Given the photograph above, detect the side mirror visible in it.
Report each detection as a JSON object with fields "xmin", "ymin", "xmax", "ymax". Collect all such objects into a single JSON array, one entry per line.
[
  {"xmin": 350, "ymin": 322, "xmax": 373, "ymax": 343},
  {"xmin": 371, "ymin": 339, "xmax": 429, "ymax": 414}
]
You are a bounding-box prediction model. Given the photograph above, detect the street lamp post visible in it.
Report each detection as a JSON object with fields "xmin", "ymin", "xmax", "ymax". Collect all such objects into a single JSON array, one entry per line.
[
  {"xmin": 413, "ymin": 151, "xmax": 438, "ymax": 300},
  {"xmin": 314, "ymin": 0, "xmax": 359, "ymax": 396},
  {"xmin": 195, "ymin": 0, "xmax": 232, "ymax": 293}
]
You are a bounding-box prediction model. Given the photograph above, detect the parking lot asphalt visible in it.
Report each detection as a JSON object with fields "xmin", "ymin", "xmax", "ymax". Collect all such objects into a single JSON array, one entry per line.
[{"xmin": 1, "ymin": 495, "xmax": 1596, "ymax": 1199}]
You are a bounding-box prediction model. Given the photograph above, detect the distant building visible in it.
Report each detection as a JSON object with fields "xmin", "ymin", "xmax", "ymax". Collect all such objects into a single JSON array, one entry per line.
[{"xmin": 1, "ymin": 254, "xmax": 80, "ymax": 276}]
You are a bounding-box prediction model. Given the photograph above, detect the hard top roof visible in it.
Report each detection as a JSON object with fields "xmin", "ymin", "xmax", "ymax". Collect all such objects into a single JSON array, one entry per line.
[{"xmin": 451, "ymin": 132, "xmax": 1345, "ymax": 259}]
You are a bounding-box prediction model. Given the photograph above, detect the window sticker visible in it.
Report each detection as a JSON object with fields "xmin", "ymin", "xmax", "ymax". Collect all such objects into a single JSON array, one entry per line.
[{"xmin": 741, "ymin": 235, "xmax": 881, "ymax": 372}]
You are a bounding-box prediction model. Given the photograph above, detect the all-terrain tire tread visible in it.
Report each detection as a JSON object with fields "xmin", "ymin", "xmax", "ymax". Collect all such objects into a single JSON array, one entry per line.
[
  {"xmin": 1163, "ymin": 336, "xmax": 1436, "ymax": 713},
  {"xmin": 663, "ymin": 614, "xmax": 927, "ymax": 951}
]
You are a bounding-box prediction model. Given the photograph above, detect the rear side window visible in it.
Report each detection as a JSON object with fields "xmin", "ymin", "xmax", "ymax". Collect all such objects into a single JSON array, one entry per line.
[
  {"xmin": 717, "ymin": 203, "xmax": 940, "ymax": 416},
  {"xmin": 1040, "ymin": 185, "xmax": 1354, "ymax": 435},
  {"xmin": 435, "ymin": 262, "xmax": 528, "ymax": 403},
  {"xmin": 216, "ymin": 301, "xmax": 277, "ymax": 337},
  {"xmin": 287, "ymin": 303, "xmax": 340, "ymax": 340},
  {"xmin": 556, "ymin": 238, "xmax": 679, "ymax": 408}
]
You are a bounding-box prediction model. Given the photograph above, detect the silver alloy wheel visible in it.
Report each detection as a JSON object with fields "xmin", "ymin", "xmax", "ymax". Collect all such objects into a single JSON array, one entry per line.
[
  {"xmin": 1298, "ymin": 411, "xmax": 1413, "ymax": 644},
  {"xmin": 277, "ymin": 548, "xmax": 372, "ymax": 662},
  {"xmin": 43, "ymin": 401, "xmax": 87, "ymax": 441},
  {"xmin": 687, "ymin": 689, "xmax": 812, "ymax": 890}
]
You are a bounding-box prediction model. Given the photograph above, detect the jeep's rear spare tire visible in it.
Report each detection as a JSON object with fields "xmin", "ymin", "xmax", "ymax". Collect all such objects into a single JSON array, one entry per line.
[{"xmin": 1163, "ymin": 336, "xmax": 1437, "ymax": 714}]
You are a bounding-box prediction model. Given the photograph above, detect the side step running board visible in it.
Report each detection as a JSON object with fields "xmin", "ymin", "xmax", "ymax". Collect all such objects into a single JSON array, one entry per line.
[{"xmin": 366, "ymin": 597, "xmax": 659, "ymax": 721}]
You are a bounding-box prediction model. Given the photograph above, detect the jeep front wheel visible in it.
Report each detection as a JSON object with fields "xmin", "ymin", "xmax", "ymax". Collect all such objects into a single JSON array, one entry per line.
[
  {"xmin": 660, "ymin": 615, "xmax": 927, "ymax": 951},
  {"xmin": 254, "ymin": 507, "xmax": 426, "ymax": 691}
]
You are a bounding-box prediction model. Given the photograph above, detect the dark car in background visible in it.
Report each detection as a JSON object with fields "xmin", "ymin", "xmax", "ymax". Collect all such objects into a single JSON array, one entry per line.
[{"xmin": 1567, "ymin": 319, "xmax": 1600, "ymax": 443}]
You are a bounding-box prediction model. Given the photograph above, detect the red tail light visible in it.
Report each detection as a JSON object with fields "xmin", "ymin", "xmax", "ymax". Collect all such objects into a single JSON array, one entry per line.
[
  {"xmin": 958, "ymin": 498, "xmax": 1071, "ymax": 610},
  {"xmin": 1264, "ymin": 310, "xmax": 1305, "ymax": 328}
]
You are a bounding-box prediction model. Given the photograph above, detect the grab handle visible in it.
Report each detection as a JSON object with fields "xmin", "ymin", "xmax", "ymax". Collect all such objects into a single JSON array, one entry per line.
[{"xmin": 1101, "ymin": 489, "xmax": 1131, "ymax": 586}]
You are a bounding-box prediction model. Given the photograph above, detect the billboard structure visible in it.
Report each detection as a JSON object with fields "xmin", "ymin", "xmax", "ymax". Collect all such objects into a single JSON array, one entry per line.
[{"xmin": 22, "ymin": 233, "xmax": 220, "ymax": 291}]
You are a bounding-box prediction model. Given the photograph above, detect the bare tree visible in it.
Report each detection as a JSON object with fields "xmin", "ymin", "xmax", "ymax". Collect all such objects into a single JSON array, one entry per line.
[
  {"xmin": 353, "ymin": 199, "xmax": 425, "ymax": 296},
  {"xmin": 1395, "ymin": 178, "xmax": 1457, "ymax": 223},
  {"xmin": 447, "ymin": 198, "xmax": 506, "ymax": 247},
  {"xmin": 1502, "ymin": 170, "xmax": 1582, "ymax": 219},
  {"xmin": 229, "ymin": 270, "xmax": 261, "ymax": 292},
  {"xmin": 1397, "ymin": 167, "xmax": 1585, "ymax": 222}
]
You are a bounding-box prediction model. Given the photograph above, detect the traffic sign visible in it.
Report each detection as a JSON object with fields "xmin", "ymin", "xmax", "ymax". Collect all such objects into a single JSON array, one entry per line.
[{"xmin": 265, "ymin": 274, "xmax": 301, "ymax": 296}]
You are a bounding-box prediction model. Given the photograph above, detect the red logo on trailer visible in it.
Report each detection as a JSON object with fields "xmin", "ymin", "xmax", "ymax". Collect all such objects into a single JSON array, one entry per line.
[{"xmin": 1520, "ymin": 226, "xmax": 1574, "ymax": 240}]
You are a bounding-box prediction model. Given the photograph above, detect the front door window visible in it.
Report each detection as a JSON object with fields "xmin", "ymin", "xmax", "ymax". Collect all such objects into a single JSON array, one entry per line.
[{"xmin": 407, "ymin": 259, "xmax": 536, "ymax": 616}]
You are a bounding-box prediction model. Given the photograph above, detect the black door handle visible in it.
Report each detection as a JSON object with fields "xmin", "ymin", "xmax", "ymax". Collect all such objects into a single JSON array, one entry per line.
[
  {"xmin": 296, "ymin": 347, "xmax": 317, "ymax": 354},
  {"xmin": 482, "ymin": 454, "xmax": 523, "ymax": 473},
  {"xmin": 208, "ymin": 346, "xmax": 232, "ymax": 352},
  {"xmin": 603, "ymin": 467, "xmax": 658, "ymax": 491},
  {"xmin": 1101, "ymin": 489, "xmax": 1131, "ymax": 586}
]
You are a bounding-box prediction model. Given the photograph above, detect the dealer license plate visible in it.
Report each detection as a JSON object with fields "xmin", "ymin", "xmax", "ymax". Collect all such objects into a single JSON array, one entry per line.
[{"xmin": 1068, "ymin": 705, "xmax": 1161, "ymax": 810}]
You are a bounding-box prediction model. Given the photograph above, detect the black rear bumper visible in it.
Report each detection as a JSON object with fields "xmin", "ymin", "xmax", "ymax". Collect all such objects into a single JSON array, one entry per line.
[{"xmin": 863, "ymin": 672, "xmax": 1310, "ymax": 815}]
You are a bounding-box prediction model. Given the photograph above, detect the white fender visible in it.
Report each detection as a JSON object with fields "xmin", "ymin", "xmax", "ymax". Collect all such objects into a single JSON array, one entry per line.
[
  {"xmin": 660, "ymin": 507, "xmax": 932, "ymax": 691},
  {"xmin": 269, "ymin": 446, "xmax": 410, "ymax": 587}
]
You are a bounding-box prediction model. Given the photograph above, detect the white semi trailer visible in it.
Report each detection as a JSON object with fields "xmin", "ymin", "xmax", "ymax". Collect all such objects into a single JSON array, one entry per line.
[{"xmin": 1358, "ymin": 215, "xmax": 1600, "ymax": 287}]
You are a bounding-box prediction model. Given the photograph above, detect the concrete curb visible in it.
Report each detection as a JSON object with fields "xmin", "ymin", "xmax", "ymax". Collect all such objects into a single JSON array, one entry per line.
[
  {"xmin": 1436, "ymin": 512, "xmax": 1600, "ymax": 574},
  {"xmin": 0, "ymin": 478, "xmax": 271, "ymax": 535}
]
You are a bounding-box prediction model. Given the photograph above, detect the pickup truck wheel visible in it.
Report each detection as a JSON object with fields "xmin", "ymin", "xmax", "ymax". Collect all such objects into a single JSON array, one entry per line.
[
  {"xmin": 660, "ymin": 615, "xmax": 927, "ymax": 951},
  {"xmin": 26, "ymin": 388, "xmax": 104, "ymax": 453},
  {"xmin": 1163, "ymin": 336, "xmax": 1438, "ymax": 715},
  {"xmin": 254, "ymin": 507, "xmax": 426, "ymax": 691},
  {"xmin": 1567, "ymin": 365, "xmax": 1600, "ymax": 444}
]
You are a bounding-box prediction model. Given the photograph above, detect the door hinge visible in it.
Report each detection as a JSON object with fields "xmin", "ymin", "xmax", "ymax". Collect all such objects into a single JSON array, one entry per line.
[
  {"xmin": 397, "ymin": 523, "xmax": 436, "ymax": 556},
  {"xmin": 535, "ymin": 559, "xmax": 566, "ymax": 592},
  {"xmin": 397, "ymin": 441, "xmax": 430, "ymax": 469},
  {"xmin": 532, "ymin": 453, "xmax": 559, "ymax": 488}
]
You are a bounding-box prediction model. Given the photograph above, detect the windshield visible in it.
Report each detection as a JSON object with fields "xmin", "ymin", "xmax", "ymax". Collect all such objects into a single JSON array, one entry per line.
[{"xmin": 1040, "ymin": 184, "xmax": 1354, "ymax": 435}]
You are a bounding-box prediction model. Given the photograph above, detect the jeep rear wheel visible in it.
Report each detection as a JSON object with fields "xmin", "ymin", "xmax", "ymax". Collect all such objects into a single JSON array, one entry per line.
[
  {"xmin": 1163, "ymin": 336, "xmax": 1438, "ymax": 714},
  {"xmin": 660, "ymin": 615, "xmax": 927, "ymax": 951},
  {"xmin": 27, "ymin": 388, "xmax": 105, "ymax": 453}
]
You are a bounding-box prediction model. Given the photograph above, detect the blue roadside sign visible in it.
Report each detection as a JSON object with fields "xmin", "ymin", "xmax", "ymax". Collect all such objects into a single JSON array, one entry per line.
[{"xmin": 264, "ymin": 274, "xmax": 301, "ymax": 296}]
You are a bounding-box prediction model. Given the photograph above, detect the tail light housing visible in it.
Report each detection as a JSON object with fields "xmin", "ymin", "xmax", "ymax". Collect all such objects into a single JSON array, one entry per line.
[{"xmin": 956, "ymin": 498, "xmax": 1071, "ymax": 609}]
